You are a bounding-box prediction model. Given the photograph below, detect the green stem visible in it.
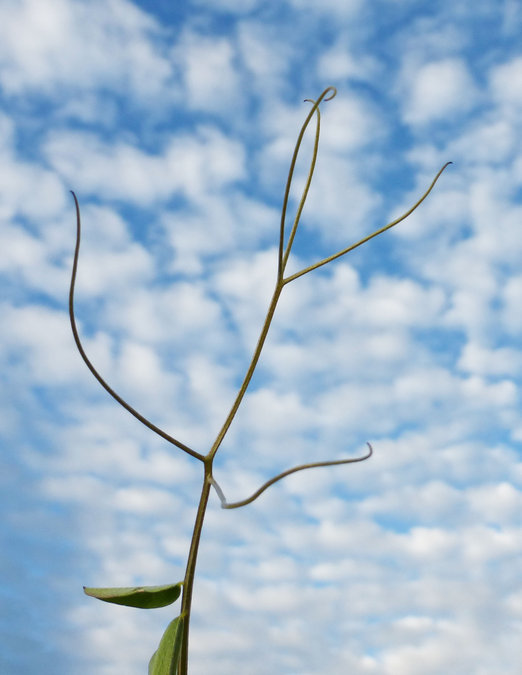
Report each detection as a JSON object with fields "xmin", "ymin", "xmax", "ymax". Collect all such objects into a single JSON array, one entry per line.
[
  {"xmin": 177, "ymin": 279, "xmax": 283, "ymax": 673},
  {"xmin": 70, "ymin": 87, "xmax": 449, "ymax": 675},
  {"xmin": 207, "ymin": 283, "xmax": 283, "ymax": 461},
  {"xmin": 178, "ymin": 461, "xmax": 212, "ymax": 675},
  {"xmin": 175, "ymin": 90, "xmax": 365, "ymax": 671},
  {"xmin": 177, "ymin": 282, "xmax": 287, "ymax": 673}
]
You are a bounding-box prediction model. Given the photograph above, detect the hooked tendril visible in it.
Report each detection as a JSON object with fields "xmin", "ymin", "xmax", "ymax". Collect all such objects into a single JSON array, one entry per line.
[
  {"xmin": 68, "ymin": 192, "xmax": 204, "ymax": 462},
  {"xmin": 209, "ymin": 443, "xmax": 373, "ymax": 509},
  {"xmin": 278, "ymin": 86, "xmax": 337, "ymax": 279}
]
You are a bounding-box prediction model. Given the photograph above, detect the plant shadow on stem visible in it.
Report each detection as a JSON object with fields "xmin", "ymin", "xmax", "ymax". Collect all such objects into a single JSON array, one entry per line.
[{"xmin": 70, "ymin": 86, "xmax": 451, "ymax": 674}]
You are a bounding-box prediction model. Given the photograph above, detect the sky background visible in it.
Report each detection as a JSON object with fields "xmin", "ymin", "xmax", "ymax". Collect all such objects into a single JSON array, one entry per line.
[{"xmin": 1, "ymin": 0, "xmax": 522, "ymax": 673}]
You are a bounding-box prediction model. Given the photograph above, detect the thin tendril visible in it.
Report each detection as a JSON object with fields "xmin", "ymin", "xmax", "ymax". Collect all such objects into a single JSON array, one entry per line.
[
  {"xmin": 278, "ymin": 86, "xmax": 337, "ymax": 280},
  {"xmin": 207, "ymin": 90, "xmax": 338, "ymax": 463},
  {"xmin": 210, "ymin": 443, "xmax": 372, "ymax": 509},
  {"xmin": 283, "ymin": 162, "xmax": 452, "ymax": 285},
  {"xmin": 69, "ymin": 191, "xmax": 204, "ymax": 462},
  {"xmin": 281, "ymin": 98, "xmax": 323, "ymax": 274}
]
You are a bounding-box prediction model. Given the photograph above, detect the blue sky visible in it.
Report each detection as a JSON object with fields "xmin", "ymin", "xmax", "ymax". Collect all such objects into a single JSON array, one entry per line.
[{"xmin": 1, "ymin": 0, "xmax": 522, "ymax": 673}]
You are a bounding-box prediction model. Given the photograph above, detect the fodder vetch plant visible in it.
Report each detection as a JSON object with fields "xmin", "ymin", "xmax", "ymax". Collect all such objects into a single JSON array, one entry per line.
[{"xmin": 69, "ymin": 86, "xmax": 450, "ymax": 674}]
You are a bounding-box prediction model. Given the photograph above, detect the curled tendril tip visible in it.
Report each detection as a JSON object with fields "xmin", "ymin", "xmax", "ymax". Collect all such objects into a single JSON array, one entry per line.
[{"xmin": 210, "ymin": 442, "xmax": 373, "ymax": 510}]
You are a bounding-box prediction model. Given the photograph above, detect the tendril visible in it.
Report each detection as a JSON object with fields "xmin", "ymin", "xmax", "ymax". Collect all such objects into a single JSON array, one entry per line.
[
  {"xmin": 69, "ymin": 192, "xmax": 204, "ymax": 462},
  {"xmin": 210, "ymin": 443, "xmax": 372, "ymax": 509},
  {"xmin": 278, "ymin": 86, "xmax": 337, "ymax": 280},
  {"xmin": 283, "ymin": 162, "xmax": 453, "ymax": 285}
]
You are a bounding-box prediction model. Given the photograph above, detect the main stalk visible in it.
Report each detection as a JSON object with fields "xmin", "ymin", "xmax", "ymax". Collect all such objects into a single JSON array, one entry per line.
[{"xmin": 178, "ymin": 461, "xmax": 213, "ymax": 675}]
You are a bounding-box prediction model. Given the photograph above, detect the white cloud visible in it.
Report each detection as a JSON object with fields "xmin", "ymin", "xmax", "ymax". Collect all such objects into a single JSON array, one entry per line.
[
  {"xmin": 163, "ymin": 192, "xmax": 277, "ymax": 275},
  {"xmin": 489, "ymin": 55, "xmax": 522, "ymax": 111},
  {"xmin": 286, "ymin": 153, "xmax": 382, "ymax": 245},
  {"xmin": 317, "ymin": 41, "xmax": 381, "ymax": 83},
  {"xmin": 447, "ymin": 117, "xmax": 517, "ymax": 166},
  {"xmin": 0, "ymin": 303, "xmax": 84, "ymax": 385},
  {"xmin": 467, "ymin": 483, "xmax": 522, "ymax": 525},
  {"xmin": 44, "ymin": 126, "xmax": 246, "ymax": 204},
  {"xmin": 236, "ymin": 20, "xmax": 293, "ymax": 93},
  {"xmin": 116, "ymin": 340, "xmax": 178, "ymax": 404},
  {"xmin": 348, "ymin": 275, "xmax": 445, "ymax": 328},
  {"xmin": 0, "ymin": 223, "xmax": 51, "ymax": 286},
  {"xmin": 74, "ymin": 237, "xmax": 154, "ymax": 298},
  {"xmin": 319, "ymin": 94, "xmax": 384, "ymax": 153},
  {"xmin": 112, "ymin": 484, "xmax": 179, "ymax": 513},
  {"xmin": 458, "ymin": 341, "xmax": 522, "ymax": 377},
  {"xmin": 172, "ymin": 31, "xmax": 242, "ymax": 113},
  {"xmin": 402, "ymin": 58, "xmax": 479, "ymax": 125},
  {"xmin": 400, "ymin": 525, "xmax": 457, "ymax": 560},
  {"xmin": 501, "ymin": 275, "xmax": 522, "ymax": 335},
  {"xmin": 0, "ymin": 0, "xmax": 172, "ymax": 100},
  {"xmin": 358, "ymin": 480, "xmax": 463, "ymax": 524},
  {"xmin": 0, "ymin": 142, "xmax": 66, "ymax": 222},
  {"xmin": 102, "ymin": 282, "xmax": 225, "ymax": 347},
  {"xmin": 46, "ymin": 423, "xmax": 198, "ymax": 487},
  {"xmin": 213, "ymin": 248, "xmax": 278, "ymax": 346},
  {"xmin": 236, "ymin": 388, "xmax": 314, "ymax": 440}
]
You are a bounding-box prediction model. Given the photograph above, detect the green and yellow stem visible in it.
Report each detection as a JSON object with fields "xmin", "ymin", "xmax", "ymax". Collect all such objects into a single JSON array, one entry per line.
[{"xmin": 70, "ymin": 86, "xmax": 451, "ymax": 675}]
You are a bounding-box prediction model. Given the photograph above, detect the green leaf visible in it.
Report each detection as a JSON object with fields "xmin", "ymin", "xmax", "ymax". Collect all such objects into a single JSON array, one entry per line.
[
  {"xmin": 83, "ymin": 582, "xmax": 182, "ymax": 609},
  {"xmin": 148, "ymin": 616, "xmax": 184, "ymax": 675}
]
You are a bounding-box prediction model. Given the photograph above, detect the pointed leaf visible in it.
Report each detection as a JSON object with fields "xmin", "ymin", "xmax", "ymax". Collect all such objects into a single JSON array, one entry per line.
[
  {"xmin": 148, "ymin": 616, "xmax": 184, "ymax": 675},
  {"xmin": 83, "ymin": 583, "xmax": 182, "ymax": 609}
]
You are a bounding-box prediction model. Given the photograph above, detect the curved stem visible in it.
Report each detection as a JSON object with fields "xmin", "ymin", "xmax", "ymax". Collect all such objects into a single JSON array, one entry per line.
[
  {"xmin": 210, "ymin": 443, "xmax": 372, "ymax": 509},
  {"xmin": 69, "ymin": 192, "xmax": 204, "ymax": 462}
]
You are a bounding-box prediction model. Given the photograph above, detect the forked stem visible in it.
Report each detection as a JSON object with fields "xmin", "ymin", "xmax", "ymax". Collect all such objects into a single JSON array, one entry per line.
[
  {"xmin": 70, "ymin": 87, "xmax": 450, "ymax": 675},
  {"xmin": 283, "ymin": 161, "xmax": 452, "ymax": 284},
  {"xmin": 178, "ymin": 91, "xmax": 449, "ymax": 672}
]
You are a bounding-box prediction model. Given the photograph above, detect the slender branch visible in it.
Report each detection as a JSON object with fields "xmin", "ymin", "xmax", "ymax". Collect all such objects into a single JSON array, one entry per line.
[
  {"xmin": 69, "ymin": 192, "xmax": 204, "ymax": 462},
  {"xmin": 206, "ymin": 284, "xmax": 283, "ymax": 461},
  {"xmin": 281, "ymin": 98, "xmax": 323, "ymax": 275},
  {"xmin": 207, "ymin": 90, "xmax": 338, "ymax": 463},
  {"xmin": 210, "ymin": 443, "xmax": 373, "ymax": 509},
  {"xmin": 283, "ymin": 162, "xmax": 453, "ymax": 285},
  {"xmin": 278, "ymin": 86, "xmax": 337, "ymax": 280}
]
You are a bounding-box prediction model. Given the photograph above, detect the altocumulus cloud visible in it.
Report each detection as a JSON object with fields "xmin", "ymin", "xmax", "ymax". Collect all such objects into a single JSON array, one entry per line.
[{"xmin": 1, "ymin": 1, "xmax": 522, "ymax": 674}]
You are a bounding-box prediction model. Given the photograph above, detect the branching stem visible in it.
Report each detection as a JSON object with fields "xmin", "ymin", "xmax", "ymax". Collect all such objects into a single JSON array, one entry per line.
[
  {"xmin": 282, "ymin": 161, "xmax": 452, "ymax": 285},
  {"xmin": 70, "ymin": 86, "xmax": 451, "ymax": 675}
]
